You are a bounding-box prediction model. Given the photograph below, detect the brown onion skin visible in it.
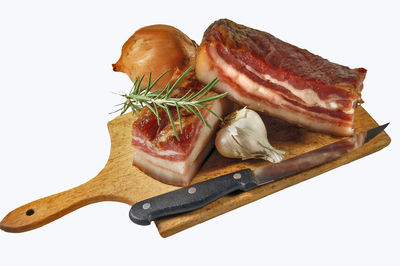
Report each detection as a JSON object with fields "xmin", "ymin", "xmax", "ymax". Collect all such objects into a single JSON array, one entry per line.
[{"xmin": 112, "ymin": 25, "xmax": 198, "ymax": 90}]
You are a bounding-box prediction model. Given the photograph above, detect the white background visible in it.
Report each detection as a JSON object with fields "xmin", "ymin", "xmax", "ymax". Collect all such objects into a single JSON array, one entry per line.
[{"xmin": 0, "ymin": 0, "xmax": 399, "ymax": 265}]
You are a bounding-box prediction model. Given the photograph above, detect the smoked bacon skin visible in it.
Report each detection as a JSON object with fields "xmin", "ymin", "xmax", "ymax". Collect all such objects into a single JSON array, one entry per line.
[{"xmin": 196, "ymin": 19, "xmax": 367, "ymax": 136}]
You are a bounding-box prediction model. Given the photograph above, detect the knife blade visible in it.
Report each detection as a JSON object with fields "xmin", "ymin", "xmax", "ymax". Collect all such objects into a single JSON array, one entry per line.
[{"xmin": 129, "ymin": 123, "xmax": 389, "ymax": 225}]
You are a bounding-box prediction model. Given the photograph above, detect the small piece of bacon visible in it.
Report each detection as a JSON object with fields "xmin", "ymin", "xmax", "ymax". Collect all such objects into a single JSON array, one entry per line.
[{"xmin": 131, "ymin": 70, "xmax": 231, "ymax": 186}]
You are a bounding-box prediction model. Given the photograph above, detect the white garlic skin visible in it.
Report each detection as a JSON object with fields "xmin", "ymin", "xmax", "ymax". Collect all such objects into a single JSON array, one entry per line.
[{"xmin": 215, "ymin": 108, "xmax": 285, "ymax": 163}]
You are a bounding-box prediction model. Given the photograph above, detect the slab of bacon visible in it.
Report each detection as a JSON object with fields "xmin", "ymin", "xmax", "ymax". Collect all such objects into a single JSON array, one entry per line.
[
  {"xmin": 196, "ymin": 19, "xmax": 367, "ymax": 136},
  {"xmin": 131, "ymin": 70, "xmax": 230, "ymax": 186}
]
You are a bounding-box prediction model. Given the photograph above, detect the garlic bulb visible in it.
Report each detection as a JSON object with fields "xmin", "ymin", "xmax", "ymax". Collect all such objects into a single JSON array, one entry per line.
[{"xmin": 215, "ymin": 108, "xmax": 285, "ymax": 163}]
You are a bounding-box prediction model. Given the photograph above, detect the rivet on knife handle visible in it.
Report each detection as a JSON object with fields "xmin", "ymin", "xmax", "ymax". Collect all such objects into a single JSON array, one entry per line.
[{"xmin": 129, "ymin": 168, "xmax": 257, "ymax": 225}]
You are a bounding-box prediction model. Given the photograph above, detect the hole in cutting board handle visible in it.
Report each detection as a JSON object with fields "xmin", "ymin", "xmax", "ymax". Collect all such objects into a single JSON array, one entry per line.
[{"xmin": 25, "ymin": 209, "xmax": 35, "ymax": 216}]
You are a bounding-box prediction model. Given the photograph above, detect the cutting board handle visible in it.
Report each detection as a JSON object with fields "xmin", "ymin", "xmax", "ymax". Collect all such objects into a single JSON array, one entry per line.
[{"xmin": 0, "ymin": 179, "xmax": 107, "ymax": 233}]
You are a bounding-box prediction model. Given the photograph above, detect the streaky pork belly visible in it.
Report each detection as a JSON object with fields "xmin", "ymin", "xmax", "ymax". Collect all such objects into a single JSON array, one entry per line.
[
  {"xmin": 196, "ymin": 19, "xmax": 367, "ymax": 136},
  {"xmin": 131, "ymin": 70, "xmax": 231, "ymax": 186}
]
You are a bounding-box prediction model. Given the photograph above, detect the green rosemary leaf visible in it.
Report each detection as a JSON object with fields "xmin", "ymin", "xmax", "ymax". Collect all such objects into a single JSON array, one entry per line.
[
  {"xmin": 144, "ymin": 72, "xmax": 152, "ymax": 96},
  {"xmin": 187, "ymin": 77, "xmax": 219, "ymax": 101},
  {"xmin": 193, "ymin": 92, "xmax": 228, "ymax": 104},
  {"xmin": 166, "ymin": 67, "xmax": 192, "ymax": 98},
  {"xmin": 185, "ymin": 104, "xmax": 211, "ymax": 129},
  {"xmin": 175, "ymin": 103, "xmax": 182, "ymax": 133},
  {"xmin": 126, "ymin": 100, "xmax": 139, "ymax": 114},
  {"xmin": 143, "ymin": 101, "xmax": 157, "ymax": 118},
  {"xmin": 180, "ymin": 104, "xmax": 192, "ymax": 114},
  {"xmin": 134, "ymin": 74, "xmax": 145, "ymax": 95},
  {"xmin": 198, "ymin": 78, "xmax": 219, "ymax": 99},
  {"xmin": 198, "ymin": 103, "xmax": 223, "ymax": 121},
  {"xmin": 109, "ymin": 106, "xmax": 123, "ymax": 115},
  {"xmin": 120, "ymin": 99, "xmax": 130, "ymax": 115},
  {"xmin": 177, "ymin": 88, "xmax": 193, "ymax": 102},
  {"xmin": 131, "ymin": 78, "xmax": 138, "ymax": 94},
  {"xmin": 162, "ymin": 105, "xmax": 180, "ymax": 141},
  {"xmin": 148, "ymin": 70, "xmax": 170, "ymax": 91},
  {"xmin": 192, "ymin": 105, "xmax": 211, "ymax": 129},
  {"xmin": 154, "ymin": 82, "xmax": 170, "ymax": 100},
  {"xmin": 152, "ymin": 102, "xmax": 160, "ymax": 125}
]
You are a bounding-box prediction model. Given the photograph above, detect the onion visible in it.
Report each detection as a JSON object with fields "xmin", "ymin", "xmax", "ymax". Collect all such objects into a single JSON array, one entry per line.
[
  {"xmin": 112, "ymin": 24, "xmax": 197, "ymax": 90},
  {"xmin": 215, "ymin": 108, "xmax": 285, "ymax": 163}
]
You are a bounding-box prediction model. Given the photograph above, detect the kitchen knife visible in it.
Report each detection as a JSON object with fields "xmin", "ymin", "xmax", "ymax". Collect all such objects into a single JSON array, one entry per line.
[{"xmin": 129, "ymin": 123, "xmax": 389, "ymax": 225}]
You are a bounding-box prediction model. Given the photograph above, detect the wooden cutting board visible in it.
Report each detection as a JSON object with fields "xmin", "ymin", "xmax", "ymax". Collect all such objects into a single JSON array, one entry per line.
[{"xmin": 0, "ymin": 106, "xmax": 390, "ymax": 237}]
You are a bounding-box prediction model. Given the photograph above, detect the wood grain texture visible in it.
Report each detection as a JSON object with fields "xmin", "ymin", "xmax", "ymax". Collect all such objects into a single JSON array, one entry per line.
[{"xmin": 0, "ymin": 106, "xmax": 390, "ymax": 236}]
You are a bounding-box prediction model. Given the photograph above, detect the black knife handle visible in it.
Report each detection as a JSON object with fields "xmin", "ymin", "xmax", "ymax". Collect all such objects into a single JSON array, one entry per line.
[{"xmin": 129, "ymin": 168, "xmax": 256, "ymax": 225}]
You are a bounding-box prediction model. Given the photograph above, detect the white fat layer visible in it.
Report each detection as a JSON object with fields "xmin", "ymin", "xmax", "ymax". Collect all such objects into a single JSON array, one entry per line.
[
  {"xmin": 244, "ymin": 65, "xmax": 354, "ymax": 113},
  {"xmin": 195, "ymin": 45, "xmax": 354, "ymax": 136},
  {"xmin": 131, "ymin": 99, "xmax": 226, "ymax": 185},
  {"xmin": 132, "ymin": 138, "xmax": 214, "ymax": 186}
]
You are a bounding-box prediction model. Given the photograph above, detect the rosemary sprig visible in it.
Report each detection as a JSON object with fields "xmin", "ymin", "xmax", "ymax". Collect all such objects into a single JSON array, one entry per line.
[{"xmin": 113, "ymin": 67, "xmax": 228, "ymax": 141}]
